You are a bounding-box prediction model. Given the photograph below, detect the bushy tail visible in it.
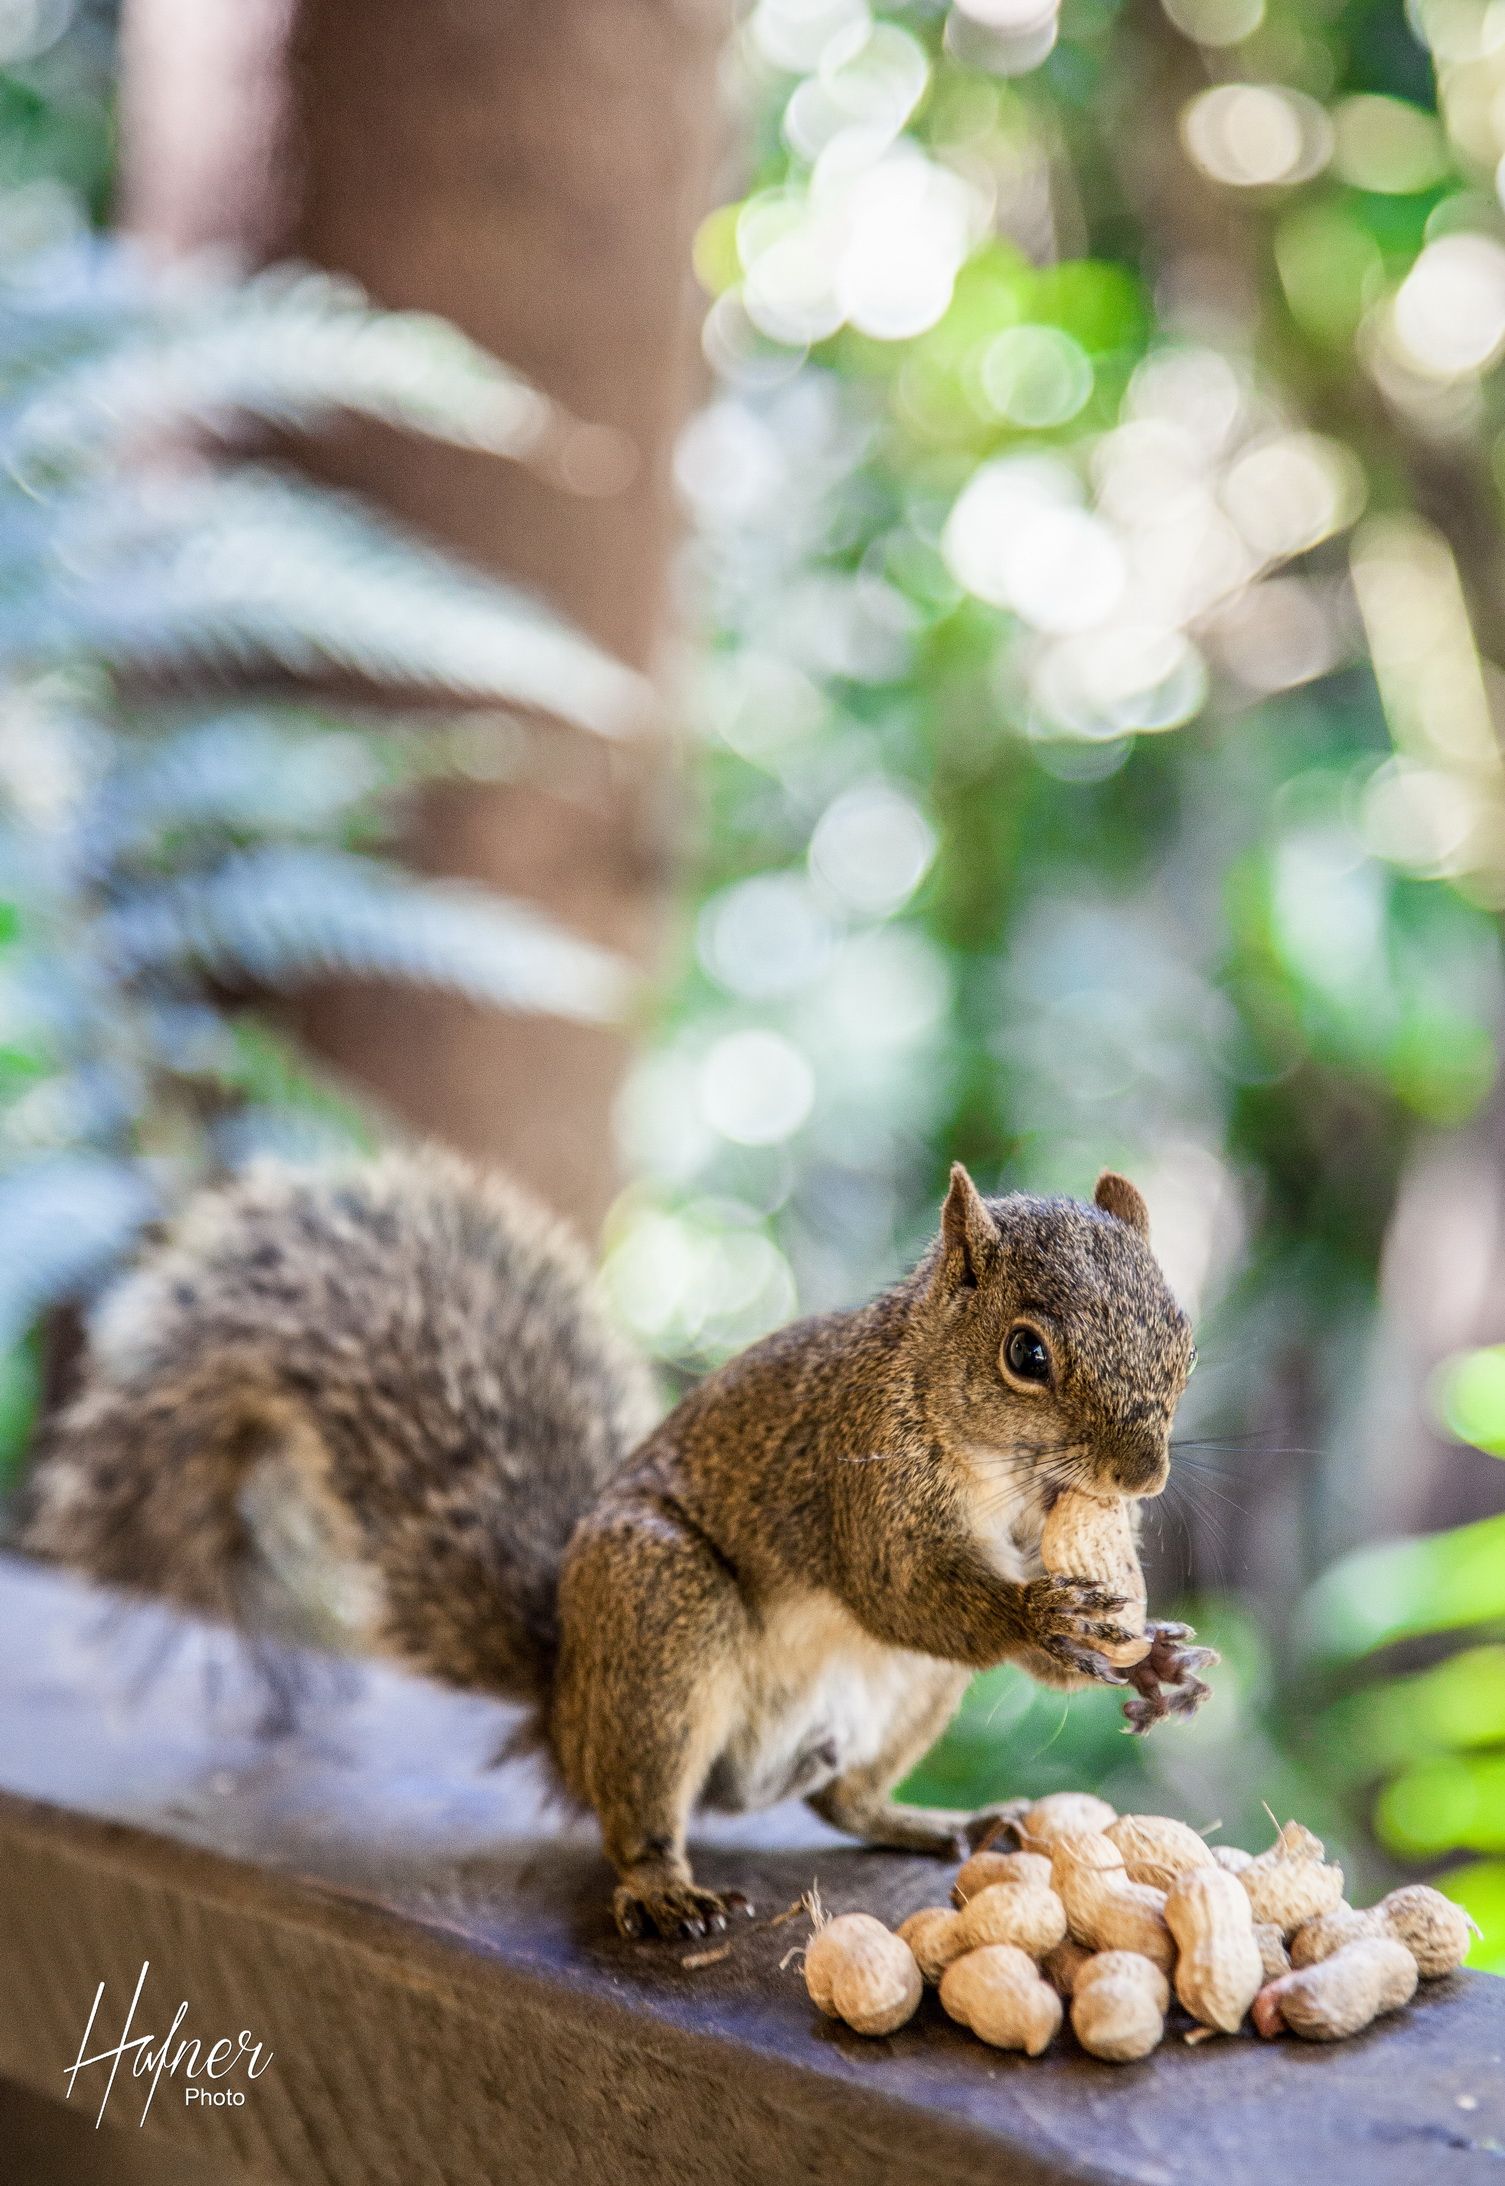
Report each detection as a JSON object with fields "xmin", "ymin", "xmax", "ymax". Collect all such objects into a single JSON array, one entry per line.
[
  {"xmin": 19, "ymin": 1365, "xmax": 283, "ymax": 1627},
  {"xmin": 18, "ymin": 1150, "xmax": 660, "ymax": 1709}
]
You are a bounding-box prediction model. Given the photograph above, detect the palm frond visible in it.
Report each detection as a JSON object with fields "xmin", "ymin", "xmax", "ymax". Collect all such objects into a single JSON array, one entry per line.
[
  {"xmin": 100, "ymin": 846, "xmax": 632, "ymax": 1023},
  {"xmin": 4, "ymin": 470, "xmax": 646, "ymax": 736},
  {"xmin": 88, "ymin": 713, "xmax": 386, "ymax": 856},
  {"xmin": 0, "ymin": 241, "xmax": 151, "ymax": 377},
  {"xmin": 87, "ymin": 709, "xmax": 528, "ymax": 864},
  {"xmin": 0, "ymin": 240, "xmax": 643, "ymax": 1346},
  {"xmin": 1, "ymin": 258, "xmax": 563, "ymax": 473},
  {"xmin": 0, "ymin": 1154, "xmax": 159, "ymax": 1347},
  {"xmin": 210, "ymin": 1102, "xmax": 371, "ymax": 1171}
]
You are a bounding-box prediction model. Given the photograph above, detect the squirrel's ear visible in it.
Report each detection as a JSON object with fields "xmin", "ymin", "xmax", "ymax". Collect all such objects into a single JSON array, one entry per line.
[
  {"xmin": 1094, "ymin": 1170, "xmax": 1150, "ymax": 1238},
  {"xmin": 941, "ymin": 1163, "xmax": 998, "ymax": 1288}
]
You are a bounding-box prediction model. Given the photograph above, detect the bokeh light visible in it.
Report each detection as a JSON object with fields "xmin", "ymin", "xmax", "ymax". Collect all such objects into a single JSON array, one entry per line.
[
  {"xmin": 977, "ymin": 324, "xmax": 1094, "ymax": 426},
  {"xmin": 1161, "ymin": 0, "xmax": 1265, "ymax": 43},
  {"xmin": 1181, "ymin": 82, "xmax": 1334, "ymax": 188},
  {"xmin": 699, "ymin": 1028, "xmax": 816, "ymax": 1145},
  {"xmin": 1332, "ymin": 93, "xmax": 1448, "ymax": 192},
  {"xmin": 808, "ymin": 779, "xmax": 936, "ymax": 915},
  {"xmin": 1390, "ymin": 233, "xmax": 1505, "ymax": 379}
]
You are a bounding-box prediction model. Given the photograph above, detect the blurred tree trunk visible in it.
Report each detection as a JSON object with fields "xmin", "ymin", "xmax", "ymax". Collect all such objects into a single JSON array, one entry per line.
[{"xmin": 116, "ymin": 0, "xmax": 725, "ymax": 1236}]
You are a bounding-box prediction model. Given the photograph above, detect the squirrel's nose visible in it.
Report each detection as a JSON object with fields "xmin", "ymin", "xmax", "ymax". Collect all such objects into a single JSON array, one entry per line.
[{"xmin": 1108, "ymin": 1435, "xmax": 1169, "ymax": 1498}]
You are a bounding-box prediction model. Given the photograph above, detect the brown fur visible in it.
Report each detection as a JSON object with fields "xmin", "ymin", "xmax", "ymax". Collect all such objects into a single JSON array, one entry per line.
[
  {"xmin": 21, "ymin": 1150, "xmax": 657, "ymax": 1700},
  {"xmin": 22, "ymin": 1154, "xmax": 1196, "ymax": 1940}
]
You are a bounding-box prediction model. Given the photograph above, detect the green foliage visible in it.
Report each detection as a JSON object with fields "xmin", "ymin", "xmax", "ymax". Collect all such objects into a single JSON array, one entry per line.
[
  {"xmin": 1442, "ymin": 1861, "xmax": 1505, "ymax": 1975},
  {"xmin": 619, "ymin": 0, "xmax": 1504, "ymax": 1965},
  {"xmin": 1306, "ymin": 1345, "xmax": 1505, "ymax": 1968},
  {"xmin": 0, "ymin": 1336, "xmax": 40, "ymax": 1476},
  {"xmin": 614, "ymin": 0, "xmax": 1505, "ymax": 1386},
  {"xmin": 1323, "ymin": 1643, "xmax": 1505, "ymax": 1772},
  {"xmin": 0, "ymin": 1, "xmax": 113, "ymax": 236},
  {"xmin": 1304, "ymin": 1511, "xmax": 1505, "ymax": 1657},
  {"xmin": 1437, "ymin": 1346, "xmax": 1505, "ymax": 1458}
]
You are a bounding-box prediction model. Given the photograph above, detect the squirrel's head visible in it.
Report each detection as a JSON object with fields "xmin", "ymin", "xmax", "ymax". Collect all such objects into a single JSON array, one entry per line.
[{"xmin": 916, "ymin": 1164, "xmax": 1194, "ymax": 1504}]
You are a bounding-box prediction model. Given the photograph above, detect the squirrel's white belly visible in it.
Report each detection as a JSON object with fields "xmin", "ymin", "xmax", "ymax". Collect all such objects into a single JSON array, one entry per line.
[{"xmin": 703, "ymin": 1589, "xmax": 935, "ymax": 1814}]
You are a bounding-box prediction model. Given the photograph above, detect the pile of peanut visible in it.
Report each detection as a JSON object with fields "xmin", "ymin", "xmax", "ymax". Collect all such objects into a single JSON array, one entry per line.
[{"xmin": 802, "ymin": 1791, "xmax": 1475, "ymax": 2059}]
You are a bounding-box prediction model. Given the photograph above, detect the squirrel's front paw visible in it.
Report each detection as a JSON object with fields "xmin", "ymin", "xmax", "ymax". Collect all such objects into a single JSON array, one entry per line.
[
  {"xmin": 1020, "ymin": 1574, "xmax": 1136, "ymax": 1686},
  {"xmin": 613, "ymin": 1880, "xmax": 753, "ymax": 1941}
]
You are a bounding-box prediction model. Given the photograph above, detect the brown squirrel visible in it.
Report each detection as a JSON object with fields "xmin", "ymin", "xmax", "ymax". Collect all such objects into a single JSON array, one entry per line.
[{"xmin": 21, "ymin": 1148, "xmax": 1211, "ymax": 1939}]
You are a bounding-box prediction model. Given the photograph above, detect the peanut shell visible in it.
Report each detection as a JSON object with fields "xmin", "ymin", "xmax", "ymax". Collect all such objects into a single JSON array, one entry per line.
[
  {"xmin": 955, "ymin": 1882, "xmax": 1068, "ymax": 1959},
  {"xmin": 805, "ymin": 1920, "xmax": 922, "ymax": 2036},
  {"xmin": 804, "ymin": 1913, "xmax": 891, "ymax": 2015},
  {"xmin": 1107, "ymin": 1815, "xmax": 1216, "ymax": 1892},
  {"xmin": 1291, "ymin": 1885, "xmax": 1472, "ymax": 1979},
  {"xmin": 1052, "ymin": 1835, "xmax": 1175, "ymax": 1973},
  {"xmin": 1041, "ymin": 1936, "xmax": 1095, "ymax": 1998},
  {"xmin": 953, "ymin": 1848, "xmax": 1053, "ymax": 1906},
  {"xmin": 1254, "ymin": 1922, "xmax": 1291, "ymax": 1982},
  {"xmin": 1070, "ymin": 1950, "xmax": 1170, "ymax": 2062},
  {"xmin": 1017, "ymin": 1791, "xmax": 1117, "ymax": 1849},
  {"xmin": 1040, "ymin": 1492, "xmax": 1151, "ymax": 1666},
  {"xmin": 941, "ymin": 1944, "xmax": 1062, "ymax": 2056},
  {"xmin": 1165, "ymin": 1868, "xmax": 1263, "ymax": 2033},
  {"xmin": 897, "ymin": 1906, "xmax": 966, "ymax": 1984},
  {"xmin": 1239, "ymin": 1822, "xmax": 1345, "ymax": 1935},
  {"xmin": 1256, "ymin": 1936, "xmax": 1417, "ymax": 2041}
]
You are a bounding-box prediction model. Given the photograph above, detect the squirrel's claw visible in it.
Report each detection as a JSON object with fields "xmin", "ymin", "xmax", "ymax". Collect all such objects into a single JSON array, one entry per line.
[
  {"xmin": 1025, "ymin": 1574, "xmax": 1135, "ymax": 1684},
  {"xmin": 1120, "ymin": 1628, "xmax": 1221, "ymax": 1733},
  {"xmin": 1163, "ymin": 1645, "xmax": 1218, "ymax": 1678},
  {"xmin": 613, "ymin": 1880, "xmax": 754, "ymax": 1942},
  {"xmin": 1125, "ymin": 1671, "xmax": 1211, "ymax": 1730},
  {"xmin": 1121, "ymin": 1696, "xmax": 1162, "ymax": 1734},
  {"xmin": 1045, "ymin": 1635, "xmax": 1130, "ymax": 1685},
  {"xmin": 965, "ymin": 1798, "xmax": 1032, "ymax": 1852},
  {"xmin": 1144, "ymin": 1623, "xmax": 1217, "ymax": 1683},
  {"xmin": 1038, "ymin": 1576, "xmax": 1131, "ymax": 1616}
]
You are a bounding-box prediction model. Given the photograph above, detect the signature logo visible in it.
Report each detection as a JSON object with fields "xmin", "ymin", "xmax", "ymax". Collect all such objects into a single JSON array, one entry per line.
[{"xmin": 65, "ymin": 1960, "xmax": 274, "ymax": 2128}]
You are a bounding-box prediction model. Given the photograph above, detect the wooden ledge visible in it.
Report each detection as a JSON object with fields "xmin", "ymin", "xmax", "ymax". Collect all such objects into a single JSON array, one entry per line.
[{"xmin": 0, "ymin": 1553, "xmax": 1499, "ymax": 2186}]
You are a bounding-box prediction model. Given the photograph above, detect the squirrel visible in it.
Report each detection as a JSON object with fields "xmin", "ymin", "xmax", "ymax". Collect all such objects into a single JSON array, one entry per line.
[{"xmin": 20, "ymin": 1147, "xmax": 1209, "ymax": 1940}]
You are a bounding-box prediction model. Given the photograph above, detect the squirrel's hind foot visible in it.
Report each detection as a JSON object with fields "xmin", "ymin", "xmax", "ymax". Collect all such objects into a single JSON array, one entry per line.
[
  {"xmin": 613, "ymin": 1879, "xmax": 754, "ymax": 1941},
  {"xmin": 1120, "ymin": 1622, "xmax": 1219, "ymax": 1734},
  {"xmin": 963, "ymin": 1797, "xmax": 1033, "ymax": 1852}
]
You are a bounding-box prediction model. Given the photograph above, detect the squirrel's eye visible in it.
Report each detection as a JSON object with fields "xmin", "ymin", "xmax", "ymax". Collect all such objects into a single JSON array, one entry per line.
[{"xmin": 1004, "ymin": 1324, "xmax": 1051, "ymax": 1387}]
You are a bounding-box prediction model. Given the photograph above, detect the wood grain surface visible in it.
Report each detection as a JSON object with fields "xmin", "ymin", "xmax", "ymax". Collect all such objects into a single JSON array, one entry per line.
[{"xmin": 0, "ymin": 1553, "xmax": 1499, "ymax": 2186}]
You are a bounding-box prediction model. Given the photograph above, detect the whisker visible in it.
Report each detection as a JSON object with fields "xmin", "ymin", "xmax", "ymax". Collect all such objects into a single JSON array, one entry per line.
[
  {"xmin": 1166, "ymin": 1466, "xmax": 1248, "ymax": 1514},
  {"xmin": 1154, "ymin": 1470, "xmax": 1236, "ymax": 1586},
  {"xmin": 983, "ymin": 1682, "xmax": 1019, "ymax": 1729},
  {"xmin": 1173, "ymin": 1437, "xmax": 1328, "ymax": 1460},
  {"xmin": 1142, "ymin": 1486, "xmax": 1203, "ymax": 1588},
  {"xmin": 1020, "ymin": 1695, "xmax": 1074, "ymax": 1764}
]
